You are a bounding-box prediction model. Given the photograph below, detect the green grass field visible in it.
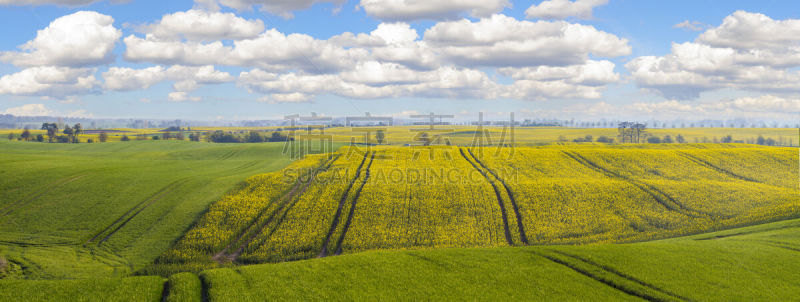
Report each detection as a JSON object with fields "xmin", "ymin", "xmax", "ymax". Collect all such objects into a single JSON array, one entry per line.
[
  {"xmin": 0, "ymin": 129, "xmax": 798, "ymax": 301},
  {"xmin": 0, "ymin": 140, "xmax": 340, "ymax": 279},
  {"xmin": 2, "ymin": 217, "xmax": 798, "ymax": 301}
]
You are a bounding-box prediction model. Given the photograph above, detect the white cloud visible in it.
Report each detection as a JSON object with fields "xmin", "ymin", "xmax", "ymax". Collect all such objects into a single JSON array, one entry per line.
[
  {"xmin": 525, "ymin": 0, "xmax": 608, "ymax": 20},
  {"xmin": 697, "ymin": 11, "xmax": 800, "ymax": 49},
  {"xmin": 168, "ymin": 91, "xmax": 201, "ymax": 102},
  {"xmin": 124, "ymin": 29, "xmax": 369, "ymax": 73},
  {"xmin": 118, "ymin": 12, "xmax": 625, "ymax": 102},
  {"xmin": 370, "ymin": 22, "xmax": 419, "ymax": 44},
  {"xmin": 673, "ymin": 20, "xmax": 706, "ymax": 31},
  {"xmin": 0, "ymin": 11, "xmax": 120, "ymax": 67},
  {"xmin": 103, "ymin": 66, "xmax": 166, "ymax": 91},
  {"xmin": 199, "ymin": 0, "xmax": 345, "ymax": 18},
  {"xmin": 498, "ymin": 60, "xmax": 620, "ymax": 100},
  {"xmin": 553, "ymin": 95, "xmax": 800, "ymax": 120},
  {"xmin": 103, "ymin": 65, "xmax": 233, "ymax": 100},
  {"xmin": 142, "ymin": 9, "xmax": 264, "ymax": 41},
  {"xmin": 627, "ymin": 11, "xmax": 800, "ymax": 99},
  {"xmin": 239, "ymin": 65, "xmax": 500, "ymax": 100},
  {"xmin": 359, "ymin": 0, "xmax": 509, "ymax": 21},
  {"xmin": 2, "ymin": 103, "xmax": 54, "ymax": 116},
  {"xmin": 424, "ymin": 14, "xmax": 630, "ymax": 67},
  {"xmin": 0, "ymin": 66, "xmax": 99, "ymax": 96},
  {"xmin": 258, "ymin": 92, "xmax": 314, "ymax": 103}
]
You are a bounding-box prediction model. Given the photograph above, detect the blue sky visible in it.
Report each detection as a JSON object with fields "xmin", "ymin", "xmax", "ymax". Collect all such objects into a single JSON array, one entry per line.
[{"xmin": 0, "ymin": 0, "xmax": 799, "ymax": 122}]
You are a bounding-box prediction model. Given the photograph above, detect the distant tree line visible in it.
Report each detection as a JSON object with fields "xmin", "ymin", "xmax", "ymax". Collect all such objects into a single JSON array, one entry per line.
[{"xmin": 207, "ymin": 130, "xmax": 292, "ymax": 143}]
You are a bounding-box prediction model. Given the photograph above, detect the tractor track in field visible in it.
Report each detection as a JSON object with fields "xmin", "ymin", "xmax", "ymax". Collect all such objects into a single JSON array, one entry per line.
[
  {"xmin": 562, "ymin": 151, "xmax": 709, "ymax": 219},
  {"xmin": 459, "ymin": 148, "xmax": 514, "ymax": 246},
  {"xmin": 87, "ymin": 178, "xmax": 190, "ymax": 245},
  {"xmin": 217, "ymin": 150, "xmax": 238, "ymax": 161},
  {"xmin": 213, "ymin": 155, "xmax": 340, "ymax": 263},
  {"xmin": 231, "ymin": 160, "xmax": 260, "ymax": 172},
  {"xmin": 533, "ymin": 250, "xmax": 688, "ymax": 302},
  {"xmin": 319, "ymin": 152, "xmax": 370, "ymax": 257},
  {"xmin": 467, "ymin": 148, "xmax": 529, "ymax": 245},
  {"xmin": 677, "ymin": 152, "xmax": 762, "ymax": 184},
  {"xmin": 334, "ymin": 152, "xmax": 375, "ymax": 255},
  {"xmin": 0, "ymin": 174, "xmax": 88, "ymax": 218}
]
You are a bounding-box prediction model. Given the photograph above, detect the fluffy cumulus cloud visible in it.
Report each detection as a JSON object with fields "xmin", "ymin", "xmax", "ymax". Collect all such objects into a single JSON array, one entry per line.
[
  {"xmin": 0, "ymin": 7, "xmax": 631, "ymax": 103},
  {"xmin": 2, "ymin": 104, "xmax": 54, "ymax": 116},
  {"xmin": 423, "ymin": 14, "xmax": 630, "ymax": 67},
  {"xmin": 499, "ymin": 60, "xmax": 620, "ymax": 100},
  {"xmin": 122, "ymin": 11, "xmax": 629, "ymax": 101},
  {"xmin": 103, "ymin": 65, "xmax": 233, "ymax": 100},
  {"xmin": 197, "ymin": 0, "xmax": 345, "ymax": 18},
  {"xmin": 238, "ymin": 64, "xmax": 500, "ymax": 100},
  {"xmin": 142, "ymin": 10, "xmax": 264, "ymax": 41},
  {"xmin": 627, "ymin": 11, "xmax": 800, "ymax": 99},
  {"xmin": 0, "ymin": 11, "xmax": 120, "ymax": 67},
  {"xmin": 358, "ymin": 0, "xmax": 509, "ymax": 21},
  {"xmin": 124, "ymin": 29, "xmax": 370, "ymax": 73},
  {"xmin": 0, "ymin": 66, "xmax": 99, "ymax": 96},
  {"xmin": 525, "ymin": 0, "xmax": 608, "ymax": 20}
]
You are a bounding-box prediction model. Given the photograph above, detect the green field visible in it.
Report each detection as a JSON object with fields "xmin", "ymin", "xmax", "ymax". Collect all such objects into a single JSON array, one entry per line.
[
  {"xmin": 0, "ymin": 130, "xmax": 798, "ymax": 301},
  {"xmin": 2, "ymin": 218, "xmax": 798, "ymax": 301},
  {"xmin": 0, "ymin": 140, "xmax": 339, "ymax": 278}
]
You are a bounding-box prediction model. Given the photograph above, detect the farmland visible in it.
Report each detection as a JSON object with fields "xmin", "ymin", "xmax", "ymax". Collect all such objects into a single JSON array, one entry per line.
[
  {"xmin": 149, "ymin": 143, "xmax": 798, "ymax": 274},
  {"xmin": 3, "ymin": 126, "xmax": 797, "ymax": 146},
  {"xmin": 0, "ymin": 140, "xmax": 338, "ymax": 279},
  {"xmin": 0, "ymin": 132, "xmax": 798, "ymax": 300},
  {"xmin": 2, "ymin": 217, "xmax": 799, "ymax": 301}
]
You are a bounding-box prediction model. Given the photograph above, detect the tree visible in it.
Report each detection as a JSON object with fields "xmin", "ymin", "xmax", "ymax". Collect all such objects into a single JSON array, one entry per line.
[
  {"xmin": 162, "ymin": 132, "xmax": 172, "ymax": 140},
  {"xmin": 7, "ymin": 132, "xmax": 13, "ymax": 141},
  {"xmin": 584, "ymin": 135, "xmax": 593, "ymax": 142},
  {"xmin": 756, "ymin": 135, "xmax": 766, "ymax": 145},
  {"xmin": 676, "ymin": 134, "xmax": 686, "ymax": 143},
  {"xmin": 647, "ymin": 136, "xmax": 662, "ymax": 143},
  {"xmin": 721, "ymin": 135, "xmax": 733, "ymax": 143},
  {"xmin": 72, "ymin": 123, "xmax": 83, "ymax": 143},
  {"xmin": 596, "ymin": 136, "xmax": 613, "ymax": 143},
  {"xmin": 121, "ymin": 135, "xmax": 130, "ymax": 141},
  {"xmin": 175, "ymin": 131, "xmax": 185, "ymax": 141},
  {"xmin": 663, "ymin": 135, "xmax": 674, "ymax": 143},
  {"xmin": 246, "ymin": 131, "xmax": 264, "ymax": 143},
  {"xmin": 98, "ymin": 132, "xmax": 108, "ymax": 143},
  {"xmin": 617, "ymin": 122, "xmax": 647, "ymax": 143},
  {"xmin": 63, "ymin": 125, "xmax": 74, "ymax": 143},
  {"xmin": 208, "ymin": 130, "xmax": 240, "ymax": 143},
  {"xmin": 268, "ymin": 132, "xmax": 288, "ymax": 142},
  {"xmin": 20, "ymin": 129, "xmax": 31, "ymax": 142},
  {"xmin": 41, "ymin": 123, "xmax": 58, "ymax": 143},
  {"xmin": 152, "ymin": 135, "xmax": 160, "ymax": 140},
  {"xmin": 36, "ymin": 134, "xmax": 44, "ymax": 142},
  {"xmin": 376, "ymin": 130, "xmax": 386, "ymax": 144}
]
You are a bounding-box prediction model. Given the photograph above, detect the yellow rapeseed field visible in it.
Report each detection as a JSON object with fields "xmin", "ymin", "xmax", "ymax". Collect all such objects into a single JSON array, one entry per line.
[{"xmin": 154, "ymin": 144, "xmax": 800, "ymax": 271}]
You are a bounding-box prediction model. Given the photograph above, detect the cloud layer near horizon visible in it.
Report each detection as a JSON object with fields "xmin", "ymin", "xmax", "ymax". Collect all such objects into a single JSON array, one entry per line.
[{"xmin": 0, "ymin": 1, "xmax": 798, "ymax": 120}]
